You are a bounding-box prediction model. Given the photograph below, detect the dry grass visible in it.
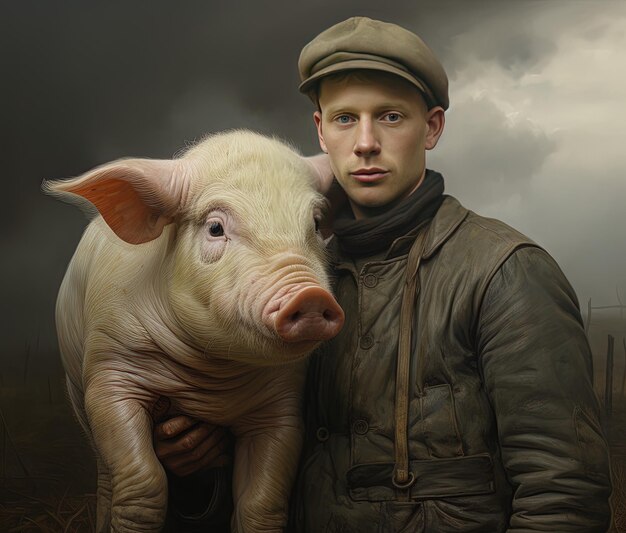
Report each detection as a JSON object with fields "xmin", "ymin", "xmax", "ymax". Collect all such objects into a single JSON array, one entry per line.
[
  {"xmin": 2, "ymin": 359, "xmax": 625, "ymax": 530},
  {"xmin": 608, "ymin": 397, "xmax": 626, "ymax": 533},
  {"xmin": 612, "ymin": 457, "xmax": 626, "ymax": 532},
  {"xmin": 0, "ymin": 375, "xmax": 97, "ymax": 532},
  {"xmin": 0, "ymin": 488, "xmax": 96, "ymax": 533}
]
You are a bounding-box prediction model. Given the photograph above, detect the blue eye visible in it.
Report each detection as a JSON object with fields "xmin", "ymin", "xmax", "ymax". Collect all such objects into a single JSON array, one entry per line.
[
  {"xmin": 336, "ymin": 115, "xmax": 352, "ymax": 124},
  {"xmin": 385, "ymin": 113, "xmax": 401, "ymax": 122}
]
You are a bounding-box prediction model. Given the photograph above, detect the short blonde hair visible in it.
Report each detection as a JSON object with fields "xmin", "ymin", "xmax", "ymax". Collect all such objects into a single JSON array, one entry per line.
[{"xmin": 311, "ymin": 70, "xmax": 429, "ymax": 112}]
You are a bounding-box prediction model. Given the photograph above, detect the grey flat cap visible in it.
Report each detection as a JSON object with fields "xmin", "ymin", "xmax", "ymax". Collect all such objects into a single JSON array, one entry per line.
[{"xmin": 298, "ymin": 16, "xmax": 449, "ymax": 110}]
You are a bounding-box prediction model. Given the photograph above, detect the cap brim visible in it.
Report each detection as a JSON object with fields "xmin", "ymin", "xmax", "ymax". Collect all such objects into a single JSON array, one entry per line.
[{"xmin": 298, "ymin": 59, "xmax": 429, "ymax": 99}]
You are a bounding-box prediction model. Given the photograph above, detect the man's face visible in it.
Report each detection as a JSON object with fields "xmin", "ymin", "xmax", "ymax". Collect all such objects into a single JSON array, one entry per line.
[{"xmin": 313, "ymin": 71, "xmax": 444, "ymax": 219}]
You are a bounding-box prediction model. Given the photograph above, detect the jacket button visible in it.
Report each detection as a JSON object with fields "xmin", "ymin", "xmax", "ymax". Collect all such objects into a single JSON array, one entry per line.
[
  {"xmin": 316, "ymin": 427, "xmax": 329, "ymax": 442},
  {"xmin": 363, "ymin": 274, "xmax": 378, "ymax": 288},
  {"xmin": 360, "ymin": 335, "xmax": 374, "ymax": 349},
  {"xmin": 353, "ymin": 419, "xmax": 369, "ymax": 435}
]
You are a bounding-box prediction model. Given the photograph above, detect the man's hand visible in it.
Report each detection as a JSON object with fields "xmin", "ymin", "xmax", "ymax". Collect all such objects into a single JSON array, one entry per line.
[{"xmin": 151, "ymin": 396, "xmax": 233, "ymax": 477}]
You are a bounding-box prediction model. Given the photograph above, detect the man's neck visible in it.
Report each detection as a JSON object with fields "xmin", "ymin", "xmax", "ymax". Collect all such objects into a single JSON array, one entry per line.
[
  {"xmin": 349, "ymin": 171, "xmax": 426, "ymax": 220},
  {"xmin": 331, "ymin": 169, "xmax": 444, "ymax": 258}
]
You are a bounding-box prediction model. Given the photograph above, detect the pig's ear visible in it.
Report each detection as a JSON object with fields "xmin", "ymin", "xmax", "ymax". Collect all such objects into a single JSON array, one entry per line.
[
  {"xmin": 302, "ymin": 153, "xmax": 334, "ymax": 195},
  {"xmin": 43, "ymin": 158, "xmax": 189, "ymax": 244}
]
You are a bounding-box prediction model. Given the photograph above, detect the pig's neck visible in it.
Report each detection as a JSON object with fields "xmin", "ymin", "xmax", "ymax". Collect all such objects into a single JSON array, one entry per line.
[
  {"xmin": 136, "ymin": 290, "xmax": 257, "ymax": 387},
  {"xmin": 129, "ymin": 231, "xmax": 253, "ymax": 375},
  {"xmin": 123, "ymin": 230, "xmax": 205, "ymax": 367}
]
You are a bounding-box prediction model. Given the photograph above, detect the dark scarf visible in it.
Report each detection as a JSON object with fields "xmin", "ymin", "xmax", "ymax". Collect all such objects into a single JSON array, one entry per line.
[{"xmin": 333, "ymin": 169, "xmax": 444, "ymax": 257}]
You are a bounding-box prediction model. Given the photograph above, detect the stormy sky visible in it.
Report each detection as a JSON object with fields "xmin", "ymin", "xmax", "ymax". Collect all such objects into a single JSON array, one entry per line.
[{"xmin": 2, "ymin": 1, "xmax": 626, "ymax": 366}]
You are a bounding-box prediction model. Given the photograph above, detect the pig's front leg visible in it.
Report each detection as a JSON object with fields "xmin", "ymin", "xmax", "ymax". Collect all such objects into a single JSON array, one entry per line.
[
  {"xmin": 231, "ymin": 399, "xmax": 303, "ymax": 533},
  {"xmin": 65, "ymin": 378, "xmax": 114, "ymax": 532},
  {"xmin": 95, "ymin": 456, "xmax": 113, "ymax": 533},
  {"xmin": 85, "ymin": 375, "xmax": 168, "ymax": 533}
]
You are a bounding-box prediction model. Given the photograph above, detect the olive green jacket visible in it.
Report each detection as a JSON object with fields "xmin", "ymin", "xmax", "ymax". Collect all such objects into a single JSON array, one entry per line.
[{"xmin": 290, "ymin": 195, "xmax": 612, "ymax": 532}]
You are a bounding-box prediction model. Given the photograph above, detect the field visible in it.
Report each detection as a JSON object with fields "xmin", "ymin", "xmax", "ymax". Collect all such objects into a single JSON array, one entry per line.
[
  {"xmin": 1, "ymin": 344, "xmax": 625, "ymax": 532},
  {"xmin": 0, "ymin": 371, "xmax": 96, "ymax": 532}
]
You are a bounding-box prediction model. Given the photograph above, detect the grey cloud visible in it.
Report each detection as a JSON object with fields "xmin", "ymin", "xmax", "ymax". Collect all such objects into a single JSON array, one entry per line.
[
  {"xmin": 514, "ymin": 178, "xmax": 626, "ymax": 308},
  {"xmin": 435, "ymin": 2, "xmax": 619, "ymax": 81},
  {"xmin": 452, "ymin": 28, "xmax": 556, "ymax": 76},
  {"xmin": 429, "ymin": 95, "xmax": 558, "ymax": 208},
  {"xmin": 3, "ymin": 0, "xmax": 623, "ymax": 366}
]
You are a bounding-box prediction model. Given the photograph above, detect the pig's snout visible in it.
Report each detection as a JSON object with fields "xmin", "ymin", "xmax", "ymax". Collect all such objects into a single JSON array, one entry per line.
[{"xmin": 265, "ymin": 286, "xmax": 344, "ymax": 343}]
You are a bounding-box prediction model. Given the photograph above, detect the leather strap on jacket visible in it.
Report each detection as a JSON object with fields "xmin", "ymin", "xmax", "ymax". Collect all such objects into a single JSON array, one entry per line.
[{"xmin": 393, "ymin": 229, "xmax": 428, "ymax": 501}]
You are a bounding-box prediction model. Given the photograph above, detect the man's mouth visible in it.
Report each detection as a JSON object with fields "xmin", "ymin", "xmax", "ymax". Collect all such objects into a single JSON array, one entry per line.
[{"xmin": 350, "ymin": 167, "xmax": 389, "ymax": 183}]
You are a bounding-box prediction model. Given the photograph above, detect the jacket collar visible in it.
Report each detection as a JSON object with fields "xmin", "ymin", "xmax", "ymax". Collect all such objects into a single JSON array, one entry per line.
[
  {"xmin": 421, "ymin": 195, "xmax": 468, "ymax": 259},
  {"xmin": 328, "ymin": 195, "xmax": 468, "ymax": 267}
]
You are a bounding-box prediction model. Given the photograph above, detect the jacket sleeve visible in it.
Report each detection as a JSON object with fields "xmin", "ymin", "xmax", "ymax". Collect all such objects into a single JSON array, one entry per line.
[{"xmin": 476, "ymin": 246, "xmax": 612, "ymax": 532}]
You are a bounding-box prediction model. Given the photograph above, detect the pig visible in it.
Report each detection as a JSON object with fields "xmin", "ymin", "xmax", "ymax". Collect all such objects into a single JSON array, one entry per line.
[{"xmin": 44, "ymin": 130, "xmax": 345, "ymax": 533}]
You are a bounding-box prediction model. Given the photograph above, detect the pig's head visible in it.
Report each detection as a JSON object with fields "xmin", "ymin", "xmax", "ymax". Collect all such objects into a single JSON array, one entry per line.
[{"xmin": 44, "ymin": 130, "xmax": 344, "ymax": 364}]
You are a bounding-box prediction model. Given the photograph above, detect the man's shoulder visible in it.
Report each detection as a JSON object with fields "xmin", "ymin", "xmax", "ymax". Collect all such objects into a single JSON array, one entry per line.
[
  {"xmin": 464, "ymin": 207, "xmax": 536, "ymax": 247},
  {"xmin": 425, "ymin": 195, "xmax": 539, "ymax": 261},
  {"xmin": 429, "ymin": 196, "xmax": 563, "ymax": 316}
]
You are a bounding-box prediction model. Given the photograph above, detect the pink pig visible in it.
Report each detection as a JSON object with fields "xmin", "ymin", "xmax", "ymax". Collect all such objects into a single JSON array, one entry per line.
[{"xmin": 45, "ymin": 130, "xmax": 344, "ymax": 532}]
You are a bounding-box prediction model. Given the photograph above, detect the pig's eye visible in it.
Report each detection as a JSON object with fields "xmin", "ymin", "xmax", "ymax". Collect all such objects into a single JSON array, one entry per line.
[
  {"xmin": 208, "ymin": 222, "xmax": 224, "ymax": 237},
  {"xmin": 202, "ymin": 214, "xmax": 229, "ymax": 262}
]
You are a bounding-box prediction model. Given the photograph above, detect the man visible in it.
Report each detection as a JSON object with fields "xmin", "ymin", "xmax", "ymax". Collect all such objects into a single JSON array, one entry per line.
[{"xmin": 154, "ymin": 17, "xmax": 612, "ymax": 532}]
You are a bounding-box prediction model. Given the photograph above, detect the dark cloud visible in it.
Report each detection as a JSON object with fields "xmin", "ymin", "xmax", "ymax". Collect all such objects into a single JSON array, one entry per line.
[
  {"xmin": 0, "ymin": 0, "xmax": 427, "ymax": 361},
  {"xmin": 443, "ymin": 16, "xmax": 557, "ymax": 78},
  {"xmin": 1, "ymin": 0, "xmax": 623, "ymax": 368},
  {"xmin": 434, "ymin": 2, "xmax": 619, "ymax": 81}
]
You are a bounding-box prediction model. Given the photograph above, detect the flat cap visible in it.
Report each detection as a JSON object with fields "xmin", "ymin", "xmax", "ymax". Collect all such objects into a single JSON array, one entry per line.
[{"xmin": 298, "ymin": 16, "xmax": 449, "ymax": 110}]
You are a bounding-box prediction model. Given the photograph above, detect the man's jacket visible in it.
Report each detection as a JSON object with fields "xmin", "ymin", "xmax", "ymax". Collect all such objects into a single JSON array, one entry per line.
[{"xmin": 291, "ymin": 195, "xmax": 612, "ymax": 532}]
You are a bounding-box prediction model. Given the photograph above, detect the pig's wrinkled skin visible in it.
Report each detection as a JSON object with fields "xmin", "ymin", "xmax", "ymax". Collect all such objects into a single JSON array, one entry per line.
[{"xmin": 44, "ymin": 130, "xmax": 344, "ymax": 533}]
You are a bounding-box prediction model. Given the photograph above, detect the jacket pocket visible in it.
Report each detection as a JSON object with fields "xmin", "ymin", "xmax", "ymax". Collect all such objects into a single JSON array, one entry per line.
[
  {"xmin": 378, "ymin": 502, "xmax": 425, "ymax": 533},
  {"xmin": 415, "ymin": 384, "xmax": 464, "ymax": 458},
  {"xmin": 423, "ymin": 494, "xmax": 509, "ymax": 533}
]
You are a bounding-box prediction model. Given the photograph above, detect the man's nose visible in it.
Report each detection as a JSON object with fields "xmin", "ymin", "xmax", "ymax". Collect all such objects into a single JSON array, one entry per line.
[{"xmin": 353, "ymin": 120, "xmax": 381, "ymax": 157}]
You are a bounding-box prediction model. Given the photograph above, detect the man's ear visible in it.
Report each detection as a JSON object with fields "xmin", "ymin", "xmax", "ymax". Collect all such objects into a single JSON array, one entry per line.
[
  {"xmin": 313, "ymin": 111, "xmax": 328, "ymax": 153},
  {"xmin": 425, "ymin": 106, "xmax": 445, "ymax": 150}
]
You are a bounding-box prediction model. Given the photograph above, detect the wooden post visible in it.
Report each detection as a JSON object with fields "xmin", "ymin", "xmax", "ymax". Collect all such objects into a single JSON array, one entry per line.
[
  {"xmin": 585, "ymin": 298, "xmax": 592, "ymax": 335},
  {"xmin": 621, "ymin": 337, "xmax": 626, "ymax": 396},
  {"xmin": 605, "ymin": 335, "xmax": 614, "ymax": 417}
]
